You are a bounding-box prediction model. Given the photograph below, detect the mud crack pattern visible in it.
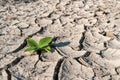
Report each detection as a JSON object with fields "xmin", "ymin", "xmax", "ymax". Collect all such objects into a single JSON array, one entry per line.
[{"xmin": 0, "ymin": 0, "xmax": 120, "ymax": 80}]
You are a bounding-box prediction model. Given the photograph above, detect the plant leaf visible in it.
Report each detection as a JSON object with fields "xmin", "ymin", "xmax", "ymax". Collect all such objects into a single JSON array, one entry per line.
[
  {"xmin": 43, "ymin": 46, "xmax": 51, "ymax": 52},
  {"xmin": 25, "ymin": 47, "xmax": 36, "ymax": 52},
  {"xmin": 27, "ymin": 38, "xmax": 39, "ymax": 48},
  {"xmin": 39, "ymin": 37, "xmax": 53, "ymax": 48}
]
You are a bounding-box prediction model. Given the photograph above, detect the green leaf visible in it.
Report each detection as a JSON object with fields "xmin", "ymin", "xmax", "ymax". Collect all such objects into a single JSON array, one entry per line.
[
  {"xmin": 43, "ymin": 46, "xmax": 51, "ymax": 52},
  {"xmin": 25, "ymin": 47, "xmax": 36, "ymax": 52},
  {"xmin": 39, "ymin": 37, "xmax": 53, "ymax": 48},
  {"xmin": 26, "ymin": 38, "xmax": 39, "ymax": 48},
  {"xmin": 40, "ymin": 46, "xmax": 52, "ymax": 52}
]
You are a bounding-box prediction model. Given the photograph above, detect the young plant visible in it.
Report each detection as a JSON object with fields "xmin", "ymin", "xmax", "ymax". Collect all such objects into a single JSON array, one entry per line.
[{"xmin": 25, "ymin": 37, "xmax": 53, "ymax": 53}]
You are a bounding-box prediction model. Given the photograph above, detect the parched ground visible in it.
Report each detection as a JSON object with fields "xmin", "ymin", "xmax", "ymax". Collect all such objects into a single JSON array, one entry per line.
[{"xmin": 0, "ymin": 0, "xmax": 120, "ymax": 80}]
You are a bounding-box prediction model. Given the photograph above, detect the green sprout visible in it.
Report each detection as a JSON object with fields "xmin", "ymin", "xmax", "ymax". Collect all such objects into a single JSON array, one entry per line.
[{"xmin": 25, "ymin": 37, "xmax": 53, "ymax": 53}]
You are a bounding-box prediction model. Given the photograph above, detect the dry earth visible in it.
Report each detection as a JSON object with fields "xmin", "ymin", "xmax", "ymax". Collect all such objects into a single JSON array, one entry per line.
[{"xmin": 0, "ymin": 0, "xmax": 120, "ymax": 80}]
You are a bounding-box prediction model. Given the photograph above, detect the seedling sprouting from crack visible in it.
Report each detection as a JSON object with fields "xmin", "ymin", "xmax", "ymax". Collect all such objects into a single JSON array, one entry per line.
[
  {"xmin": 25, "ymin": 36, "xmax": 71, "ymax": 61},
  {"xmin": 25, "ymin": 37, "xmax": 53, "ymax": 55}
]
